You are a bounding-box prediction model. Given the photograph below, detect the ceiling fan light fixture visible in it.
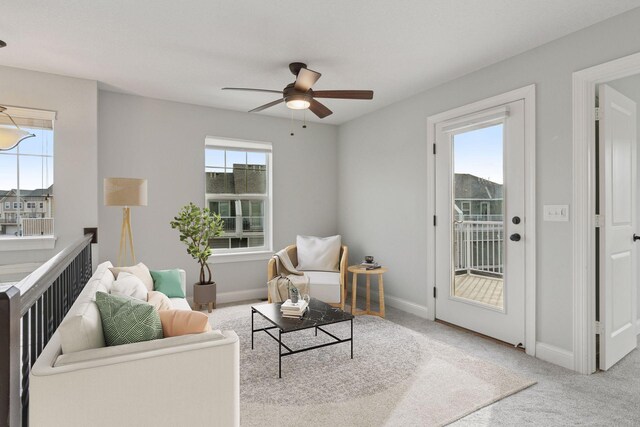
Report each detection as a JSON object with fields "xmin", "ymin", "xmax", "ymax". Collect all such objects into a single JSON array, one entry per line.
[
  {"xmin": 285, "ymin": 94, "xmax": 311, "ymax": 110},
  {"xmin": 0, "ymin": 106, "xmax": 36, "ymax": 151}
]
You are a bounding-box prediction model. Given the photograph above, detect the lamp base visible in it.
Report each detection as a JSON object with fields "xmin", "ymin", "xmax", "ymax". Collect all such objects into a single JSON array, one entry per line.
[{"xmin": 118, "ymin": 207, "xmax": 136, "ymax": 266}]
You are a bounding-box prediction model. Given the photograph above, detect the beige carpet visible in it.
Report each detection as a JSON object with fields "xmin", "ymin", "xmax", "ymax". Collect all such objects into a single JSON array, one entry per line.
[{"xmin": 208, "ymin": 303, "xmax": 535, "ymax": 427}]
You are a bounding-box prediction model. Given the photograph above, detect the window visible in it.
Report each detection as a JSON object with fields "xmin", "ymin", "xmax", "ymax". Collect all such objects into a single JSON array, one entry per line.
[
  {"xmin": 205, "ymin": 137, "xmax": 272, "ymax": 255},
  {"xmin": 480, "ymin": 202, "xmax": 490, "ymax": 216},
  {"xmin": 461, "ymin": 201, "xmax": 471, "ymax": 217},
  {"xmin": 0, "ymin": 106, "xmax": 55, "ymax": 238}
]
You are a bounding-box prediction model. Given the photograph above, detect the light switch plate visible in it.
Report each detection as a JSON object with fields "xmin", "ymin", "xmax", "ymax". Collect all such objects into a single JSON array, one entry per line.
[{"xmin": 544, "ymin": 205, "xmax": 569, "ymax": 222}]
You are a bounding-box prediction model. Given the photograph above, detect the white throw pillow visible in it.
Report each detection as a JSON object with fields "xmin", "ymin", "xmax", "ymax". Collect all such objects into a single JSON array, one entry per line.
[
  {"xmin": 296, "ymin": 235, "xmax": 341, "ymax": 272},
  {"xmin": 110, "ymin": 272, "xmax": 148, "ymax": 301}
]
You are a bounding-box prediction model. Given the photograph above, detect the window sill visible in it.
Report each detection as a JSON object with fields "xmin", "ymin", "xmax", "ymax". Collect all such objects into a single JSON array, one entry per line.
[
  {"xmin": 0, "ymin": 236, "xmax": 57, "ymax": 252},
  {"xmin": 208, "ymin": 250, "xmax": 274, "ymax": 264}
]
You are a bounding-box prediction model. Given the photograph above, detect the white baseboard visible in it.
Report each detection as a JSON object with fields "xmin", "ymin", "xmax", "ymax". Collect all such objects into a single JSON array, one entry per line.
[
  {"xmin": 384, "ymin": 294, "xmax": 429, "ymax": 319},
  {"xmin": 217, "ymin": 287, "xmax": 267, "ymax": 304},
  {"xmin": 535, "ymin": 342, "xmax": 574, "ymax": 370}
]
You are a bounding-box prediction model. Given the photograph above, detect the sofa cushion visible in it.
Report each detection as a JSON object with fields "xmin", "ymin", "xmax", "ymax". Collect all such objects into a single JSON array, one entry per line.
[
  {"xmin": 111, "ymin": 272, "xmax": 148, "ymax": 301},
  {"xmin": 95, "ymin": 292, "xmax": 163, "ymax": 346},
  {"xmin": 296, "ymin": 235, "xmax": 341, "ymax": 272},
  {"xmin": 151, "ymin": 269, "xmax": 185, "ymax": 298},
  {"xmin": 304, "ymin": 271, "xmax": 341, "ymax": 303},
  {"xmin": 57, "ymin": 261, "xmax": 114, "ymax": 354},
  {"xmin": 170, "ymin": 298, "xmax": 192, "ymax": 311},
  {"xmin": 109, "ymin": 263, "xmax": 154, "ymax": 292},
  {"xmin": 159, "ymin": 310, "xmax": 212, "ymax": 337},
  {"xmin": 147, "ymin": 291, "xmax": 173, "ymax": 311}
]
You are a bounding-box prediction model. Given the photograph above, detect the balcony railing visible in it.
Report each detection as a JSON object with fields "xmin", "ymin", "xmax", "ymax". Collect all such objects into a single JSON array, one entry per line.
[
  {"xmin": 454, "ymin": 220, "xmax": 504, "ymax": 276},
  {"xmin": 20, "ymin": 218, "xmax": 54, "ymax": 237}
]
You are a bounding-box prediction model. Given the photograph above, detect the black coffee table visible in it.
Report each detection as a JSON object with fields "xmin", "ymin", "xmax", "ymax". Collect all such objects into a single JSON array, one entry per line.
[{"xmin": 251, "ymin": 298, "xmax": 354, "ymax": 378}]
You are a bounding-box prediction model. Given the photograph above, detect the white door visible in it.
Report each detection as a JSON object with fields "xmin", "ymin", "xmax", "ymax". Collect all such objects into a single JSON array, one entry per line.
[
  {"xmin": 598, "ymin": 84, "xmax": 637, "ymax": 370},
  {"xmin": 435, "ymin": 100, "xmax": 526, "ymax": 346}
]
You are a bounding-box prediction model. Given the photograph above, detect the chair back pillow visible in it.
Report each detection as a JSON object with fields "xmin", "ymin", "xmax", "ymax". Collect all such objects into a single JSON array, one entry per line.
[{"xmin": 296, "ymin": 235, "xmax": 341, "ymax": 272}]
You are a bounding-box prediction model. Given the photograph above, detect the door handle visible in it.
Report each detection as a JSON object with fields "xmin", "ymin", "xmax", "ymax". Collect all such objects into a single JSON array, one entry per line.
[
  {"xmin": 510, "ymin": 233, "xmax": 521, "ymax": 242},
  {"xmin": 634, "ymin": 234, "xmax": 640, "ymax": 242}
]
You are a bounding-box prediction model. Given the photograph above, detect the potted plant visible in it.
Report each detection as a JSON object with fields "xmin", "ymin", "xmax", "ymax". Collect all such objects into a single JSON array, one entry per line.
[{"xmin": 170, "ymin": 202, "xmax": 224, "ymax": 310}]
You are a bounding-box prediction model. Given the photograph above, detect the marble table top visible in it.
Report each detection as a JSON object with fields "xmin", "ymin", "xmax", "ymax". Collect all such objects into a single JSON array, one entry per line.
[{"xmin": 252, "ymin": 298, "xmax": 354, "ymax": 332}]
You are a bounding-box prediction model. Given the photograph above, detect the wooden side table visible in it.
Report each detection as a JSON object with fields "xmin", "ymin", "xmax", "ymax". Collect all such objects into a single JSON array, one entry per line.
[{"xmin": 348, "ymin": 265, "xmax": 388, "ymax": 318}]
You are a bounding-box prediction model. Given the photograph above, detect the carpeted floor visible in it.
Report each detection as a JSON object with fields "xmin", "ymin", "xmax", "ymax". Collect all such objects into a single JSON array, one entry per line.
[{"xmin": 208, "ymin": 302, "xmax": 535, "ymax": 427}]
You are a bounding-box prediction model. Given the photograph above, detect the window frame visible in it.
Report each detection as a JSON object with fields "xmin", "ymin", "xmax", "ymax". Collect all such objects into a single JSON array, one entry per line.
[
  {"xmin": 0, "ymin": 105, "xmax": 56, "ymax": 249},
  {"xmin": 204, "ymin": 137, "xmax": 273, "ymax": 262}
]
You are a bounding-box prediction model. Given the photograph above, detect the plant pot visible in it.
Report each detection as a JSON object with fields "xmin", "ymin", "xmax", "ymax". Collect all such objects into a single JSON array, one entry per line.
[{"xmin": 193, "ymin": 282, "xmax": 216, "ymax": 312}]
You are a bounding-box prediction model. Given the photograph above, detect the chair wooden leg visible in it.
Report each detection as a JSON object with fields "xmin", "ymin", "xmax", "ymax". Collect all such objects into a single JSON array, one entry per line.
[
  {"xmin": 379, "ymin": 273, "xmax": 385, "ymax": 318},
  {"xmin": 351, "ymin": 273, "xmax": 358, "ymax": 314},
  {"xmin": 207, "ymin": 302, "xmax": 213, "ymax": 313}
]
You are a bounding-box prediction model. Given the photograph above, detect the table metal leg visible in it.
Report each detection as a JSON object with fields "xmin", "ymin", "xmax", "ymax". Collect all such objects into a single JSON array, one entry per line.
[
  {"xmin": 279, "ymin": 329, "xmax": 282, "ymax": 379},
  {"xmin": 251, "ymin": 308, "xmax": 255, "ymax": 350},
  {"xmin": 350, "ymin": 318, "xmax": 353, "ymax": 359},
  {"xmin": 314, "ymin": 326, "xmax": 318, "ymax": 336}
]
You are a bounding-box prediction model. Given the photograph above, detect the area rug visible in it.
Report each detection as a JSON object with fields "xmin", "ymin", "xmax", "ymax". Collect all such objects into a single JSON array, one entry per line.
[{"xmin": 209, "ymin": 303, "xmax": 535, "ymax": 427}]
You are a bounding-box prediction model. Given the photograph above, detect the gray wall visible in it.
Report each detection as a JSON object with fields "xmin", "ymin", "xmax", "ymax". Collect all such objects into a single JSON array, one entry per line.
[
  {"xmin": 337, "ymin": 9, "xmax": 640, "ymax": 353},
  {"xmin": 98, "ymin": 91, "xmax": 338, "ymax": 298},
  {"xmin": 0, "ymin": 65, "xmax": 98, "ymax": 268},
  {"xmin": 607, "ymin": 74, "xmax": 640, "ymax": 330}
]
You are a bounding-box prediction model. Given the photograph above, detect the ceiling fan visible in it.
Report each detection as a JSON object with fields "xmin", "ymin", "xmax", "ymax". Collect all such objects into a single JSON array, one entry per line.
[{"xmin": 222, "ymin": 62, "xmax": 373, "ymax": 119}]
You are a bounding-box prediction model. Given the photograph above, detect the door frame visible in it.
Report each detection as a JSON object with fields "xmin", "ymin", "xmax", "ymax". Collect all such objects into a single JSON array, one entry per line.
[
  {"xmin": 572, "ymin": 51, "xmax": 640, "ymax": 374},
  {"xmin": 426, "ymin": 84, "xmax": 536, "ymax": 356}
]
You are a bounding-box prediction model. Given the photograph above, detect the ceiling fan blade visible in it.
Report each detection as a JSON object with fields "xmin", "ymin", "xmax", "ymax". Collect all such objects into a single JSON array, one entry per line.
[
  {"xmin": 313, "ymin": 90, "xmax": 374, "ymax": 100},
  {"xmin": 294, "ymin": 68, "xmax": 321, "ymax": 91},
  {"xmin": 249, "ymin": 98, "xmax": 284, "ymax": 113},
  {"xmin": 308, "ymin": 99, "xmax": 333, "ymax": 118},
  {"xmin": 222, "ymin": 87, "xmax": 283, "ymax": 94}
]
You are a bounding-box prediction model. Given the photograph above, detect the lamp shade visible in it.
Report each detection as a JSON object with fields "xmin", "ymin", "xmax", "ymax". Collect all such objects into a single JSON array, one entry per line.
[
  {"xmin": 104, "ymin": 178, "xmax": 148, "ymax": 206},
  {"xmin": 0, "ymin": 125, "xmax": 35, "ymax": 150}
]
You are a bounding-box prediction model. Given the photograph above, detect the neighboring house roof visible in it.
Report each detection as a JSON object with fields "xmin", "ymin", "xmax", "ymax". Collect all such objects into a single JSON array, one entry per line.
[
  {"xmin": 454, "ymin": 174, "xmax": 503, "ymax": 200},
  {"xmin": 0, "ymin": 185, "xmax": 54, "ymax": 202}
]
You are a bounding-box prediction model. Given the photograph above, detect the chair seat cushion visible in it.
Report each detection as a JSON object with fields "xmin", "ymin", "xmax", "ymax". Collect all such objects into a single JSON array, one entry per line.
[{"xmin": 304, "ymin": 271, "xmax": 341, "ymax": 303}]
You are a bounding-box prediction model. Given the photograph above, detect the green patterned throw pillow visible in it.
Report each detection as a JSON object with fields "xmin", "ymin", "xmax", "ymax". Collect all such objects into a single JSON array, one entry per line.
[{"xmin": 95, "ymin": 292, "xmax": 163, "ymax": 346}]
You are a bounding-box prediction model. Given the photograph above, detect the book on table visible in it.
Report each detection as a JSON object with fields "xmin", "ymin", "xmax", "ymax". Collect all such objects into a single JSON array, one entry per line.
[
  {"xmin": 281, "ymin": 299, "xmax": 308, "ymax": 312},
  {"xmin": 360, "ymin": 262, "xmax": 381, "ymax": 270}
]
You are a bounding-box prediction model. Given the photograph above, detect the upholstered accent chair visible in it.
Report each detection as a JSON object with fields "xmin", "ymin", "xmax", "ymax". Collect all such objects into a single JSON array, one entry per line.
[{"xmin": 267, "ymin": 244, "xmax": 348, "ymax": 310}]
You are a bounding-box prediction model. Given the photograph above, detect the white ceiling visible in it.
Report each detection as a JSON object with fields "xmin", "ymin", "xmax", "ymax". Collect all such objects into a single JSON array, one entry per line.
[{"xmin": 1, "ymin": 1, "xmax": 639, "ymax": 125}]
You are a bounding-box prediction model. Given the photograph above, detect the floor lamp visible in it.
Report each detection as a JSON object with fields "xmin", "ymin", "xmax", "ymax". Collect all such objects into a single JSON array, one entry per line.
[{"xmin": 104, "ymin": 178, "xmax": 148, "ymax": 266}]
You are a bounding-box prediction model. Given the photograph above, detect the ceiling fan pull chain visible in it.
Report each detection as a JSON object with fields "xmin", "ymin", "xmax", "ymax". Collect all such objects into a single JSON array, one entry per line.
[
  {"xmin": 290, "ymin": 110, "xmax": 295, "ymax": 136},
  {"xmin": 303, "ymin": 110, "xmax": 307, "ymax": 129}
]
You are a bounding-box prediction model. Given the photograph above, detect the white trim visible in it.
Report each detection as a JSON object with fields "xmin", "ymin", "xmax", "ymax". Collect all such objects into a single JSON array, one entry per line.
[
  {"xmin": 427, "ymin": 84, "xmax": 536, "ymax": 356},
  {"xmin": 0, "ymin": 236, "xmax": 56, "ymax": 251},
  {"xmin": 535, "ymin": 342, "xmax": 574, "ymax": 371},
  {"xmin": 1, "ymin": 105, "xmax": 56, "ymax": 121},
  {"xmin": 208, "ymin": 251, "xmax": 273, "ymax": 264},
  {"xmin": 637, "ymin": 319, "xmax": 640, "ymax": 335},
  {"xmin": 384, "ymin": 294, "xmax": 430, "ymax": 319},
  {"xmin": 205, "ymin": 136, "xmax": 272, "ymax": 152},
  {"xmin": 204, "ymin": 137, "xmax": 273, "ymax": 256},
  {"xmin": 216, "ymin": 287, "xmax": 267, "ymax": 304},
  {"xmin": 572, "ymin": 51, "xmax": 640, "ymax": 375}
]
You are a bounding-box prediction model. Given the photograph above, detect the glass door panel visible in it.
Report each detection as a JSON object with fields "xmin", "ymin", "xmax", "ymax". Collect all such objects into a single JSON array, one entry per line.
[{"xmin": 452, "ymin": 124, "xmax": 505, "ymax": 309}]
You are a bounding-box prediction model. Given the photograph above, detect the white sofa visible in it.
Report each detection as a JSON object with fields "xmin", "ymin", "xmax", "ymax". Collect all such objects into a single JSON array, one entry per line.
[{"xmin": 30, "ymin": 261, "xmax": 239, "ymax": 427}]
